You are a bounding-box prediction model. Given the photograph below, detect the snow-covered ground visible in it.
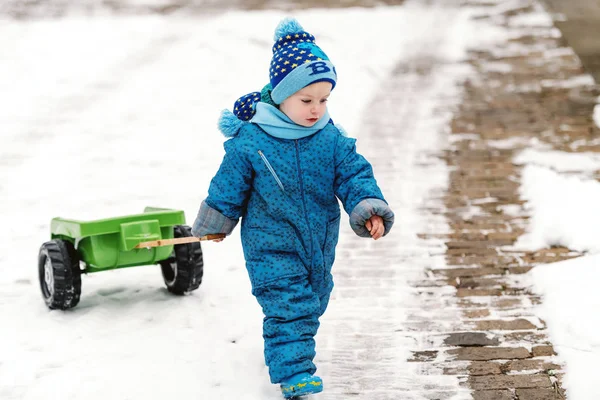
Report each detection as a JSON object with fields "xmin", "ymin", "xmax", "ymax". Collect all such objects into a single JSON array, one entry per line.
[
  {"xmin": 2, "ymin": 0, "xmax": 599, "ymax": 399},
  {"xmin": 595, "ymin": 97, "xmax": 600, "ymax": 129},
  {"xmin": 512, "ymin": 148, "xmax": 600, "ymax": 399},
  {"xmin": 0, "ymin": 3, "xmax": 496, "ymax": 399}
]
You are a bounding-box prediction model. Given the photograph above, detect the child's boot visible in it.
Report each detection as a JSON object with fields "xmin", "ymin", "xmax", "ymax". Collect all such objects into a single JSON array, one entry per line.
[{"xmin": 280, "ymin": 372, "xmax": 323, "ymax": 398}]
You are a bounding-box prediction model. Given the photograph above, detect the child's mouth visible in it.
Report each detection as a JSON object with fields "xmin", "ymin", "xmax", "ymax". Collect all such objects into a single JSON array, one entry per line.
[{"xmin": 306, "ymin": 118, "xmax": 318, "ymax": 123}]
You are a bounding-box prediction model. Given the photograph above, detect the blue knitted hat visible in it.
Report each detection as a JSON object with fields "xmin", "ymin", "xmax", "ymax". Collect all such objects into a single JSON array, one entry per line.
[
  {"xmin": 216, "ymin": 18, "xmax": 338, "ymax": 137},
  {"xmin": 269, "ymin": 18, "xmax": 337, "ymax": 104}
]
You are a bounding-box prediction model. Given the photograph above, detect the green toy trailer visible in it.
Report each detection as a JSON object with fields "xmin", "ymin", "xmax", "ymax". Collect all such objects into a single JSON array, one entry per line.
[{"xmin": 38, "ymin": 207, "xmax": 223, "ymax": 310}]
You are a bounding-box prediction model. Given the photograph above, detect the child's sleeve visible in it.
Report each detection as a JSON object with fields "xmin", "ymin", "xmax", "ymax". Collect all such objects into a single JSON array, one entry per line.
[
  {"xmin": 334, "ymin": 135, "xmax": 394, "ymax": 237},
  {"xmin": 191, "ymin": 139, "xmax": 253, "ymax": 238}
]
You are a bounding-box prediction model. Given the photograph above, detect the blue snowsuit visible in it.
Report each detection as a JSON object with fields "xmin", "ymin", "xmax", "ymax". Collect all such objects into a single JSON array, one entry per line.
[{"xmin": 193, "ymin": 105, "xmax": 393, "ymax": 383}]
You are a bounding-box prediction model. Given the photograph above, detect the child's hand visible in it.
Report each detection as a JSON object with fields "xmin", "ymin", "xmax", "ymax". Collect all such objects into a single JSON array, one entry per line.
[
  {"xmin": 365, "ymin": 215, "xmax": 384, "ymax": 240},
  {"xmin": 349, "ymin": 198, "xmax": 394, "ymax": 239}
]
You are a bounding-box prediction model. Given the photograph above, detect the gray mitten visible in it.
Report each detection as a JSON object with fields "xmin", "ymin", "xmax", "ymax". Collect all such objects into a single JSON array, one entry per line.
[
  {"xmin": 349, "ymin": 198, "xmax": 394, "ymax": 238},
  {"xmin": 191, "ymin": 200, "xmax": 239, "ymax": 238}
]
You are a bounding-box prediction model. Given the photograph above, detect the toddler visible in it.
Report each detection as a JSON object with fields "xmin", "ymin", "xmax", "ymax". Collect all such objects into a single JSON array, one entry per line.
[{"xmin": 192, "ymin": 17, "xmax": 394, "ymax": 399}]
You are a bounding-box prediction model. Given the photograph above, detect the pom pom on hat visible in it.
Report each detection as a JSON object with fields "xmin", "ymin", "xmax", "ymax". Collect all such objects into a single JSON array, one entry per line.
[
  {"xmin": 269, "ymin": 17, "xmax": 337, "ymax": 104},
  {"xmin": 218, "ymin": 109, "xmax": 246, "ymax": 138},
  {"xmin": 273, "ymin": 17, "xmax": 304, "ymax": 41},
  {"xmin": 217, "ymin": 88, "xmax": 273, "ymax": 137}
]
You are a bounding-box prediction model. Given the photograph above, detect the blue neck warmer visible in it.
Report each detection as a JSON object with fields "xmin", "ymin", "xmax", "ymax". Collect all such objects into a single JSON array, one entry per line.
[{"xmin": 251, "ymin": 102, "xmax": 330, "ymax": 140}]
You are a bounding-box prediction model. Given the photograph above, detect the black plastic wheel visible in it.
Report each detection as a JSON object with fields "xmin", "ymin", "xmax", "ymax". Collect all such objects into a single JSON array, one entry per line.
[
  {"xmin": 38, "ymin": 239, "xmax": 82, "ymax": 310},
  {"xmin": 159, "ymin": 225, "xmax": 204, "ymax": 295}
]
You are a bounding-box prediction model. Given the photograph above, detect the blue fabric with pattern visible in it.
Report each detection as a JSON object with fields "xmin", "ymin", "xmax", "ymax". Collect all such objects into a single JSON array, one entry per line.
[
  {"xmin": 204, "ymin": 121, "xmax": 386, "ymax": 293},
  {"xmin": 233, "ymin": 92, "xmax": 261, "ymax": 121},
  {"xmin": 196, "ymin": 120, "xmax": 389, "ymax": 383}
]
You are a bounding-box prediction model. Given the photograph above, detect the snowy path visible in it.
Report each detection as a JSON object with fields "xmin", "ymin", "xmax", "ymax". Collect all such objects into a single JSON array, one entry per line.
[
  {"xmin": 316, "ymin": 5, "xmax": 478, "ymax": 399},
  {"xmin": 1, "ymin": 3, "xmax": 492, "ymax": 399}
]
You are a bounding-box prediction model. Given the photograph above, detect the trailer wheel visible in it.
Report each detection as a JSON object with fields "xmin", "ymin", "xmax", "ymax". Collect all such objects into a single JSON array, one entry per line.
[
  {"xmin": 38, "ymin": 239, "xmax": 82, "ymax": 310},
  {"xmin": 160, "ymin": 225, "xmax": 204, "ymax": 295}
]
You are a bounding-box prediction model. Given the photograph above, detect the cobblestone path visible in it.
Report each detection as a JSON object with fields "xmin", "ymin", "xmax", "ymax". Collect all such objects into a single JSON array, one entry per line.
[{"xmin": 411, "ymin": 1, "xmax": 599, "ymax": 399}]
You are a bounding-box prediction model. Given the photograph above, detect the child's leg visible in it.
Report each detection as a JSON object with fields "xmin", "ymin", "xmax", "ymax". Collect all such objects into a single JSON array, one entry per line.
[{"xmin": 253, "ymin": 275, "xmax": 321, "ymax": 384}]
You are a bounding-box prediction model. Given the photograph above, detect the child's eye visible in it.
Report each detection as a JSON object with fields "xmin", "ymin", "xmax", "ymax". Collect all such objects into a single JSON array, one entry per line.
[
  {"xmin": 320, "ymin": 99, "xmax": 328, "ymax": 103},
  {"xmin": 301, "ymin": 100, "xmax": 311, "ymax": 104}
]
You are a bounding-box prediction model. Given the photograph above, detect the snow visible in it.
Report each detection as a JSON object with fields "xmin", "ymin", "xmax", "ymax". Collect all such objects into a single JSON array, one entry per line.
[
  {"xmin": 487, "ymin": 137, "xmax": 548, "ymax": 150},
  {"xmin": 595, "ymin": 97, "xmax": 600, "ymax": 129},
  {"xmin": 514, "ymin": 147, "xmax": 600, "ymax": 399},
  {"xmin": 514, "ymin": 148, "xmax": 600, "ymax": 173},
  {"xmin": 2, "ymin": 0, "xmax": 598, "ymax": 399},
  {"xmin": 529, "ymin": 255, "xmax": 600, "ymax": 399},
  {"xmin": 0, "ymin": 4, "xmax": 508, "ymax": 399},
  {"xmin": 514, "ymin": 161, "xmax": 600, "ymax": 254},
  {"xmin": 541, "ymin": 74, "xmax": 596, "ymax": 89}
]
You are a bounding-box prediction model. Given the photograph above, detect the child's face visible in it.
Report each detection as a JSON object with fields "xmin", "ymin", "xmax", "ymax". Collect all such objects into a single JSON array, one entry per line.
[{"xmin": 279, "ymin": 81, "xmax": 332, "ymax": 127}]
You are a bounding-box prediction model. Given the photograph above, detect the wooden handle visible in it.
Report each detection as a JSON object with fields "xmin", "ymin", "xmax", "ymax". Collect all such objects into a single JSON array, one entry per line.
[{"xmin": 134, "ymin": 234, "xmax": 226, "ymax": 249}]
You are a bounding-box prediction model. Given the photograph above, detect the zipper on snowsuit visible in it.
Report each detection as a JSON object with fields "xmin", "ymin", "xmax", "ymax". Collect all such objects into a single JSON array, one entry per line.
[
  {"xmin": 258, "ymin": 150, "xmax": 286, "ymax": 193},
  {"xmin": 294, "ymin": 140, "xmax": 314, "ymax": 271}
]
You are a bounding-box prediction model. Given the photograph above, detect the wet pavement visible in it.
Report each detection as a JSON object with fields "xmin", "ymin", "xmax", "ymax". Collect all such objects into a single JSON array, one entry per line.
[{"xmin": 541, "ymin": 0, "xmax": 600, "ymax": 83}]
